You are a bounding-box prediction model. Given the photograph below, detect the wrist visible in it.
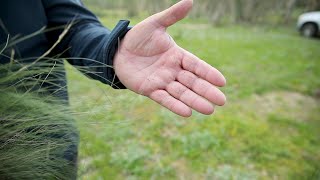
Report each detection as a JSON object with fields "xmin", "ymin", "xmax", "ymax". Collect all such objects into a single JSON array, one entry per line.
[{"xmin": 104, "ymin": 20, "xmax": 131, "ymax": 89}]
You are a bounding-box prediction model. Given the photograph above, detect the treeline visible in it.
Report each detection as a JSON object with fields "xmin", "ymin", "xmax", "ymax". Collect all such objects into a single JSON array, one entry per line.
[{"xmin": 83, "ymin": 0, "xmax": 320, "ymax": 25}]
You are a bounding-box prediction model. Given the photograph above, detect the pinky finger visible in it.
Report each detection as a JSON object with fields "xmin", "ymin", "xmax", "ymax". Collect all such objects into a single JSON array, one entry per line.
[{"xmin": 149, "ymin": 90, "xmax": 192, "ymax": 117}]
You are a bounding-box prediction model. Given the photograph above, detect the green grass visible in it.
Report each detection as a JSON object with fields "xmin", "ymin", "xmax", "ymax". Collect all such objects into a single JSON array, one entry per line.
[
  {"xmin": 66, "ymin": 11, "xmax": 320, "ymax": 179},
  {"xmin": 0, "ymin": 61, "xmax": 78, "ymax": 179}
]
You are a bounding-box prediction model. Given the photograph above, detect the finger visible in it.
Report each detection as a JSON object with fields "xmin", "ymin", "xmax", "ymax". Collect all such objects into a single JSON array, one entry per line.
[
  {"xmin": 149, "ymin": 90, "xmax": 192, "ymax": 117},
  {"xmin": 177, "ymin": 70, "xmax": 226, "ymax": 106},
  {"xmin": 152, "ymin": 0, "xmax": 193, "ymax": 28},
  {"xmin": 182, "ymin": 51, "xmax": 226, "ymax": 87},
  {"xmin": 166, "ymin": 81, "xmax": 214, "ymax": 115}
]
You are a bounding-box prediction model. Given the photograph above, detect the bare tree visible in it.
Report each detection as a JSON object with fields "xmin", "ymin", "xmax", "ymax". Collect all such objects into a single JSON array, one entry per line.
[{"xmin": 284, "ymin": 0, "xmax": 297, "ymax": 23}]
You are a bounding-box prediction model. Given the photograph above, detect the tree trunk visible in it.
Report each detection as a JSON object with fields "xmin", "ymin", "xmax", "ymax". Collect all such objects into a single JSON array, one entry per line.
[
  {"xmin": 234, "ymin": 0, "xmax": 243, "ymax": 23},
  {"xmin": 284, "ymin": 0, "xmax": 297, "ymax": 23}
]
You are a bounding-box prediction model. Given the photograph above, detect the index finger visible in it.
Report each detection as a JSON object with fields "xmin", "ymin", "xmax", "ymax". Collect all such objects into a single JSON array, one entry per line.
[{"xmin": 181, "ymin": 50, "xmax": 226, "ymax": 87}]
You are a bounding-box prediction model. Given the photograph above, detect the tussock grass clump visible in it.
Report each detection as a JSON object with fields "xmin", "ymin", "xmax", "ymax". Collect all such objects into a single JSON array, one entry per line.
[{"xmin": 0, "ymin": 57, "xmax": 77, "ymax": 179}]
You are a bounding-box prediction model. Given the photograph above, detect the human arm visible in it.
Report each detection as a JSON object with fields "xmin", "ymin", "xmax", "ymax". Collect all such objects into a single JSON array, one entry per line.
[{"xmin": 42, "ymin": 0, "xmax": 128, "ymax": 88}]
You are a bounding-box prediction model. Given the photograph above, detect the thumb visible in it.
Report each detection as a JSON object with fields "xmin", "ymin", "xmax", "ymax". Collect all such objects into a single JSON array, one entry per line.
[{"xmin": 152, "ymin": 0, "xmax": 193, "ymax": 28}]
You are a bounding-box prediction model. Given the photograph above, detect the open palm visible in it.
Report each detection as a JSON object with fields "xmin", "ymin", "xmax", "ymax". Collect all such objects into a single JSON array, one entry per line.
[{"xmin": 114, "ymin": 0, "xmax": 226, "ymax": 117}]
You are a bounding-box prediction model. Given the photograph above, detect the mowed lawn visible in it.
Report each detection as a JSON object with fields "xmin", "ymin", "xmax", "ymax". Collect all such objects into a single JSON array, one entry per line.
[{"xmin": 66, "ymin": 11, "xmax": 320, "ymax": 179}]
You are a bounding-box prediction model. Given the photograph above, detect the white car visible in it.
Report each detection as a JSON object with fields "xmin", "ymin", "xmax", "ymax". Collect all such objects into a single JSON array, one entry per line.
[{"xmin": 297, "ymin": 11, "xmax": 320, "ymax": 38}]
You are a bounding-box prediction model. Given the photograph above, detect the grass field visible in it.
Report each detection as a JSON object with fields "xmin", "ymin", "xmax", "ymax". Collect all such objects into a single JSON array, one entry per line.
[{"xmin": 66, "ymin": 9, "xmax": 320, "ymax": 179}]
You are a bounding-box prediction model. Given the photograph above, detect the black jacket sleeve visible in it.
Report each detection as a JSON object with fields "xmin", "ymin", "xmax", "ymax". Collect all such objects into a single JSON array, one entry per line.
[{"xmin": 42, "ymin": 0, "xmax": 129, "ymax": 89}]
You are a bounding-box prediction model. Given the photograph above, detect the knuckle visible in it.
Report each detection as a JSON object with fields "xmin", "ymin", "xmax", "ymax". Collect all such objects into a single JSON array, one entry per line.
[
  {"xmin": 168, "ymin": 81, "xmax": 187, "ymax": 99},
  {"xmin": 196, "ymin": 80, "xmax": 209, "ymax": 96},
  {"xmin": 189, "ymin": 95, "xmax": 199, "ymax": 107},
  {"xmin": 179, "ymin": 71, "xmax": 196, "ymax": 88}
]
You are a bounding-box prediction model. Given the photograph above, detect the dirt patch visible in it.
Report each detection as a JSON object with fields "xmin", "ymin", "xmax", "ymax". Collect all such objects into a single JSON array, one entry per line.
[
  {"xmin": 244, "ymin": 91, "xmax": 319, "ymax": 122},
  {"xmin": 171, "ymin": 158, "xmax": 199, "ymax": 180}
]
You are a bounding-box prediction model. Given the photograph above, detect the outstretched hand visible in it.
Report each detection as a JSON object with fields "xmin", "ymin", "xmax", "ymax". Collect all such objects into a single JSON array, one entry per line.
[{"xmin": 114, "ymin": 0, "xmax": 226, "ymax": 117}]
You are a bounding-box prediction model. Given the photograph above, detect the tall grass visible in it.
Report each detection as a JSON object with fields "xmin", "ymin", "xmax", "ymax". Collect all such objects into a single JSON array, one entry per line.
[
  {"xmin": 0, "ymin": 23, "xmax": 127, "ymax": 178},
  {"xmin": 0, "ymin": 38, "xmax": 78, "ymax": 179}
]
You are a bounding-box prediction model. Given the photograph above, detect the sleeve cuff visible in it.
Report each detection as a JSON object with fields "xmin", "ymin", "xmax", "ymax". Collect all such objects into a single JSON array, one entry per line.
[{"xmin": 104, "ymin": 20, "xmax": 131, "ymax": 89}]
